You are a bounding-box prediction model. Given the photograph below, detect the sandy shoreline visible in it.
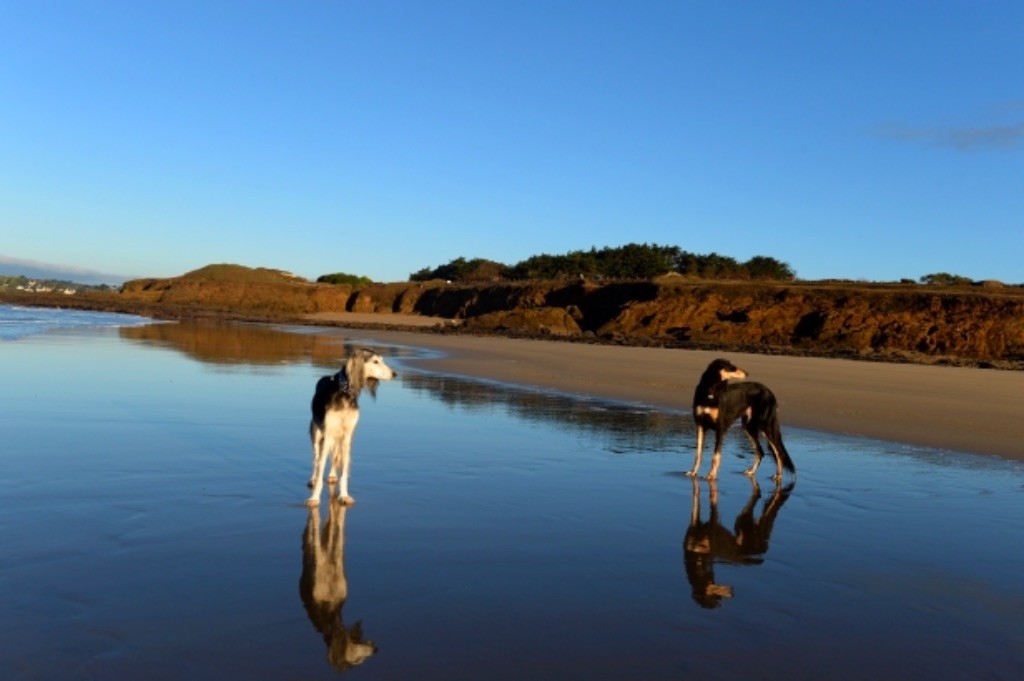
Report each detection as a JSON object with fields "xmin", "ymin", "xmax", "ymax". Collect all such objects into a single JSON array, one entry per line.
[
  {"xmin": 303, "ymin": 311, "xmax": 456, "ymax": 328},
  {"xmin": 300, "ymin": 313, "xmax": 1024, "ymax": 462}
]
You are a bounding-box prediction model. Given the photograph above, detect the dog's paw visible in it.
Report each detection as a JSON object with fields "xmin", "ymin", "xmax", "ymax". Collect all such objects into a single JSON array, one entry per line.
[
  {"xmin": 742, "ymin": 468, "xmax": 756, "ymax": 477},
  {"xmin": 683, "ymin": 470, "xmax": 698, "ymax": 478},
  {"xmin": 304, "ymin": 498, "xmax": 320, "ymax": 508},
  {"xmin": 337, "ymin": 496, "xmax": 356, "ymax": 506}
]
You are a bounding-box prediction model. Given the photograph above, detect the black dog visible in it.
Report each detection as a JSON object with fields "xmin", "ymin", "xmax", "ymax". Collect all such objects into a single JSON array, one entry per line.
[{"xmin": 687, "ymin": 358, "xmax": 795, "ymax": 481}]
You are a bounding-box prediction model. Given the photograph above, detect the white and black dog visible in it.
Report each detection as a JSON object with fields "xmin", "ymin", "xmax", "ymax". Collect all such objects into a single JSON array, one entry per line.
[{"xmin": 307, "ymin": 349, "xmax": 397, "ymax": 507}]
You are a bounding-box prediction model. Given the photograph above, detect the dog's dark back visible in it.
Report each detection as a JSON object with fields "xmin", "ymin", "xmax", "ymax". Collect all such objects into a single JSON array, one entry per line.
[{"xmin": 311, "ymin": 374, "xmax": 354, "ymax": 426}]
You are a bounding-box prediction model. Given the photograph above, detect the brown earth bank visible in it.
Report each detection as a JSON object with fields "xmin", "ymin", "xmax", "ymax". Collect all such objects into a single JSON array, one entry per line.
[{"xmin": 4, "ymin": 264, "xmax": 1023, "ymax": 369}]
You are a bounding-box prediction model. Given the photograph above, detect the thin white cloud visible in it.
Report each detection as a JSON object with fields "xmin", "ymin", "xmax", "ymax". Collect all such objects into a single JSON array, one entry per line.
[{"xmin": 877, "ymin": 120, "xmax": 1024, "ymax": 151}]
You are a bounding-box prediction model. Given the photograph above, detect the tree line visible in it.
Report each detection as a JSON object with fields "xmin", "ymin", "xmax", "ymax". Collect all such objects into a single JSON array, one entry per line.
[
  {"xmin": 316, "ymin": 272, "xmax": 374, "ymax": 287},
  {"xmin": 409, "ymin": 243, "xmax": 796, "ymax": 283}
]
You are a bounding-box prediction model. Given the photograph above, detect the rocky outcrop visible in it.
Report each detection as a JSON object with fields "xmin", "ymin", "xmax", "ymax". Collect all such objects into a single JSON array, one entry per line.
[
  {"xmin": 402, "ymin": 280, "xmax": 1024, "ymax": 365},
  {"xmin": 584, "ymin": 284, "xmax": 1024, "ymax": 363},
  {"xmin": 464, "ymin": 307, "xmax": 583, "ymax": 337}
]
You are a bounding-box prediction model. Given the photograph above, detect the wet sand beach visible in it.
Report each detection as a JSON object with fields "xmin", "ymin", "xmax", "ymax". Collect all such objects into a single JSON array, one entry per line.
[
  {"xmin": 309, "ymin": 316, "xmax": 1024, "ymax": 462},
  {"xmin": 3, "ymin": 311, "xmax": 1024, "ymax": 679}
]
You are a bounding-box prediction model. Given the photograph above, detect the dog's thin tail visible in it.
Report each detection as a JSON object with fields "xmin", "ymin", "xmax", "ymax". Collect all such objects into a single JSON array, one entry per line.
[
  {"xmin": 767, "ymin": 400, "xmax": 796, "ymax": 474},
  {"xmin": 777, "ymin": 437, "xmax": 796, "ymax": 474}
]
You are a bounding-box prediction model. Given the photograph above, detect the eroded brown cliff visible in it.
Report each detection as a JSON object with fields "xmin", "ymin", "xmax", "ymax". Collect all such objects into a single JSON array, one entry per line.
[{"xmin": 354, "ymin": 279, "xmax": 1024, "ymax": 366}]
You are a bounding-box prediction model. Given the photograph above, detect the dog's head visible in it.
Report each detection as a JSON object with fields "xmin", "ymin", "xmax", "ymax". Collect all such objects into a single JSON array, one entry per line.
[
  {"xmin": 705, "ymin": 358, "xmax": 748, "ymax": 383},
  {"xmin": 327, "ymin": 620, "xmax": 378, "ymax": 670},
  {"xmin": 346, "ymin": 349, "xmax": 397, "ymax": 398},
  {"xmin": 693, "ymin": 583, "xmax": 735, "ymax": 609},
  {"xmin": 360, "ymin": 349, "xmax": 397, "ymax": 382}
]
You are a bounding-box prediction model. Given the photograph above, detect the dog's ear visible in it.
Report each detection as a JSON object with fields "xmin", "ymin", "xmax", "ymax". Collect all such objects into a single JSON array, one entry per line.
[{"xmin": 345, "ymin": 354, "xmax": 359, "ymax": 380}]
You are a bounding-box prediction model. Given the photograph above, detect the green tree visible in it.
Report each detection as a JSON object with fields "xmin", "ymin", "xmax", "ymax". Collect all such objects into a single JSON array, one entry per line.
[
  {"xmin": 415, "ymin": 243, "xmax": 798, "ymax": 282},
  {"xmin": 675, "ymin": 251, "xmax": 741, "ymax": 278},
  {"xmin": 409, "ymin": 257, "xmax": 509, "ymax": 282},
  {"xmin": 743, "ymin": 255, "xmax": 795, "ymax": 280},
  {"xmin": 597, "ymin": 243, "xmax": 678, "ymax": 279},
  {"xmin": 920, "ymin": 272, "xmax": 971, "ymax": 286},
  {"xmin": 317, "ymin": 272, "xmax": 373, "ymax": 286}
]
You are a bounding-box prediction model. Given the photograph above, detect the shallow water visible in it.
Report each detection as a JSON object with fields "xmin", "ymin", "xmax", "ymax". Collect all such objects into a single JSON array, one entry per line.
[
  {"xmin": 0, "ymin": 303, "xmax": 151, "ymax": 340},
  {"xmin": 1, "ymin": 315, "xmax": 1023, "ymax": 680}
]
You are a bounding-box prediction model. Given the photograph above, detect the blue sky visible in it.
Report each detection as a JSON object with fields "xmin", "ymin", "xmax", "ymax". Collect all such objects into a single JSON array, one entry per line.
[{"xmin": 2, "ymin": 1, "xmax": 1022, "ymax": 284}]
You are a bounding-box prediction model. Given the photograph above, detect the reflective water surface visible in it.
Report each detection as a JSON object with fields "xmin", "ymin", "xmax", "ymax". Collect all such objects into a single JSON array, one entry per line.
[
  {"xmin": 0, "ymin": 303, "xmax": 150, "ymax": 340},
  {"xmin": 2, "ymin": 317, "xmax": 1023, "ymax": 680}
]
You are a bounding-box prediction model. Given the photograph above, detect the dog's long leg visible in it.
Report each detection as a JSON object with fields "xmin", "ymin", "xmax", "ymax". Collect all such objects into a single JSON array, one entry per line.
[
  {"xmin": 689, "ymin": 477, "xmax": 701, "ymax": 524},
  {"xmin": 687, "ymin": 425, "xmax": 705, "ymax": 477},
  {"xmin": 707, "ymin": 448, "xmax": 722, "ymax": 481},
  {"xmin": 707, "ymin": 428, "xmax": 726, "ymax": 480},
  {"xmin": 309, "ymin": 421, "xmax": 325, "ymax": 489},
  {"xmin": 742, "ymin": 425, "xmax": 766, "ymax": 478},
  {"xmin": 307, "ymin": 427, "xmax": 331, "ymax": 507},
  {"xmin": 766, "ymin": 437, "xmax": 785, "ymax": 483},
  {"xmin": 336, "ymin": 430, "xmax": 355, "ymax": 504},
  {"xmin": 327, "ymin": 453, "xmax": 338, "ymax": 485}
]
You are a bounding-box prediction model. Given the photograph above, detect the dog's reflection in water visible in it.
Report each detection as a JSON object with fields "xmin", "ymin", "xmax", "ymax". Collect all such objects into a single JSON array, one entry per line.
[
  {"xmin": 300, "ymin": 498, "xmax": 378, "ymax": 670},
  {"xmin": 683, "ymin": 477, "xmax": 793, "ymax": 609}
]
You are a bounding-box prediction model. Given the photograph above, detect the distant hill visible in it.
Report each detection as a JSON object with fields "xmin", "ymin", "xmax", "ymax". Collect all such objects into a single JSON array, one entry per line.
[
  {"xmin": 0, "ymin": 274, "xmax": 114, "ymax": 293},
  {"xmin": 176, "ymin": 263, "xmax": 309, "ymax": 284},
  {"xmin": 118, "ymin": 263, "xmax": 343, "ymax": 316},
  {"xmin": 0, "ymin": 254, "xmax": 128, "ymax": 286}
]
